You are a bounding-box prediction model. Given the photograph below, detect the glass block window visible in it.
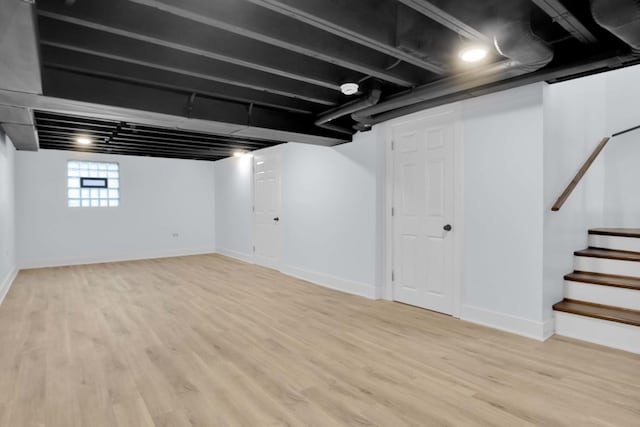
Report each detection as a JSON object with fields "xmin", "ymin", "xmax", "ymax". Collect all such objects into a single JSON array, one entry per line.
[{"xmin": 67, "ymin": 161, "xmax": 120, "ymax": 208}]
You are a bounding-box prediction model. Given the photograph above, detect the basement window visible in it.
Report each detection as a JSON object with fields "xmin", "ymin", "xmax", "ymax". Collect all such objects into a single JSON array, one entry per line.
[{"xmin": 67, "ymin": 160, "xmax": 120, "ymax": 208}]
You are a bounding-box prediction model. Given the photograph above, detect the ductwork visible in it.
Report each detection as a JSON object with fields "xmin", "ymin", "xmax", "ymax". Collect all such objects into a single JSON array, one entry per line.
[
  {"xmin": 314, "ymin": 82, "xmax": 382, "ymax": 134},
  {"xmin": 591, "ymin": 0, "xmax": 640, "ymax": 55},
  {"xmin": 352, "ymin": 0, "xmax": 553, "ymax": 127}
]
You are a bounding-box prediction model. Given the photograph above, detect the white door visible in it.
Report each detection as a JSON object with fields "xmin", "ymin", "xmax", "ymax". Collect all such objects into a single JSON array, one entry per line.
[
  {"xmin": 253, "ymin": 149, "xmax": 282, "ymax": 269},
  {"xmin": 391, "ymin": 114, "xmax": 456, "ymax": 314}
]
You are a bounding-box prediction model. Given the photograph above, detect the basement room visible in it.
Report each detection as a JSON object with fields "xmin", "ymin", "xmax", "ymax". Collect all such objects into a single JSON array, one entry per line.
[{"xmin": 1, "ymin": 0, "xmax": 639, "ymax": 425}]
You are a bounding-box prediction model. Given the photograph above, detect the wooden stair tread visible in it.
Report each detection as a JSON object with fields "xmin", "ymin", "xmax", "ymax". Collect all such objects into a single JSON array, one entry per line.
[
  {"xmin": 589, "ymin": 228, "xmax": 640, "ymax": 238},
  {"xmin": 574, "ymin": 248, "xmax": 640, "ymax": 262},
  {"xmin": 553, "ymin": 299, "xmax": 640, "ymax": 327},
  {"xmin": 565, "ymin": 272, "xmax": 640, "ymax": 290}
]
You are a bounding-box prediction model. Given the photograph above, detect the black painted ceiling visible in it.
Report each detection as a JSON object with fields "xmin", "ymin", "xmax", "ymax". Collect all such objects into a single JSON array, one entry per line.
[
  {"xmin": 34, "ymin": 0, "xmax": 639, "ymax": 159},
  {"xmin": 35, "ymin": 110, "xmax": 281, "ymax": 161}
]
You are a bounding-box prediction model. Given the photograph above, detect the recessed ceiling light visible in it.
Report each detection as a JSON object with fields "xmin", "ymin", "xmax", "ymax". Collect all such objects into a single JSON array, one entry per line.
[
  {"xmin": 459, "ymin": 47, "xmax": 488, "ymax": 63},
  {"xmin": 340, "ymin": 82, "xmax": 359, "ymax": 96},
  {"xmin": 76, "ymin": 137, "xmax": 92, "ymax": 145},
  {"xmin": 233, "ymin": 151, "xmax": 246, "ymax": 157}
]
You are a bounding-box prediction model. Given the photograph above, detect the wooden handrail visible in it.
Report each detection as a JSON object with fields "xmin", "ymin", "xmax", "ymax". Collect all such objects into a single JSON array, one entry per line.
[
  {"xmin": 552, "ymin": 123, "xmax": 640, "ymax": 211},
  {"xmin": 551, "ymin": 137, "xmax": 610, "ymax": 211}
]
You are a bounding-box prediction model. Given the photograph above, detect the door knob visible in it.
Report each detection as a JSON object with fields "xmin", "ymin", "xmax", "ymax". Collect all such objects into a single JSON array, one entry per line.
[
  {"xmin": 273, "ymin": 217, "xmax": 280, "ymax": 222},
  {"xmin": 443, "ymin": 224, "xmax": 452, "ymax": 231}
]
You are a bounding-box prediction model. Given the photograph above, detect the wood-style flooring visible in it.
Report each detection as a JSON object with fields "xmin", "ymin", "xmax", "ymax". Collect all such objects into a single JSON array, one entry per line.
[{"xmin": 0, "ymin": 254, "xmax": 638, "ymax": 426}]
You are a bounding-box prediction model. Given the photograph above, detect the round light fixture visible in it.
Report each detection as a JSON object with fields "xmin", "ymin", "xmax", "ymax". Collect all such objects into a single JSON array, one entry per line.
[
  {"xmin": 459, "ymin": 47, "xmax": 488, "ymax": 63},
  {"xmin": 340, "ymin": 82, "xmax": 359, "ymax": 96},
  {"xmin": 76, "ymin": 137, "xmax": 92, "ymax": 145},
  {"xmin": 233, "ymin": 151, "xmax": 246, "ymax": 157}
]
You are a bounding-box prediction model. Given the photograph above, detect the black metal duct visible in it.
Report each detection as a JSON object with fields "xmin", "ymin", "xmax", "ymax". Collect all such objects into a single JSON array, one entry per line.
[
  {"xmin": 314, "ymin": 82, "xmax": 382, "ymax": 134},
  {"xmin": 352, "ymin": 0, "xmax": 553, "ymax": 127},
  {"xmin": 591, "ymin": 0, "xmax": 640, "ymax": 55}
]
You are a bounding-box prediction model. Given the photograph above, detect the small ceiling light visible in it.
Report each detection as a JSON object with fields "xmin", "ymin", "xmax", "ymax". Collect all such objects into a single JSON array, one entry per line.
[
  {"xmin": 76, "ymin": 137, "xmax": 92, "ymax": 145},
  {"xmin": 340, "ymin": 82, "xmax": 359, "ymax": 96},
  {"xmin": 233, "ymin": 151, "xmax": 246, "ymax": 157},
  {"xmin": 459, "ymin": 46, "xmax": 488, "ymax": 63}
]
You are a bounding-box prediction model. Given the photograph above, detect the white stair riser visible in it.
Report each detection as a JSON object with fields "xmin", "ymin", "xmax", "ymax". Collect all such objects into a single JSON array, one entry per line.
[
  {"xmin": 589, "ymin": 234, "xmax": 640, "ymax": 253},
  {"xmin": 554, "ymin": 311, "xmax": 640, "ymax": 354},
  {"xmin": 574, "ymin": 256, "xmax": 640, "ymax": 277},
  {"xmin": 565, "ymin": 280, "xmax": 640, "ymax": 311}
]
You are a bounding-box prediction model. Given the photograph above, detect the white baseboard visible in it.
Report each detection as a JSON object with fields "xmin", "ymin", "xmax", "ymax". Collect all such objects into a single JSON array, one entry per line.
[
  {"xmin": 280, "ymin": 265, "xmax": 377, "ymax": 299},
  {"xmin": 0, "ymin": 266, "xmax": 18, "ymax": 306},
  {"xmin": 461, "ymin": 304, "xmax": 554, "ymax": 341},
  {"xmin": 215, "ymin": 247, "xmax": 254, "ymax": 264},
  {"xmin": 19, "ymin": 247, "xmax": 217, "ymax": 269}
]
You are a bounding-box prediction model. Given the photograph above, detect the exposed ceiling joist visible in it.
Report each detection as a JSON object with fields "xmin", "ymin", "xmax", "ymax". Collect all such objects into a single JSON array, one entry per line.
[
  {"xmin": 531, "ymin": 0, "xmax": 598, "ymax": 43},
  {"xmin": 37, "ymin": 10, "xmax": 352, "ymax": 92},
  {"xmin": 40, "ymin": 68, "xmax": 349, "ymax": 141},
  {"xmin": 395, "ymin": 0, "xmax": 490, "ymax": 44},
  {"xmin": 38, "ymin": 33, "xmax": 341, "ymax": 106},
  {"xmin": 126, "ymin": 0, "xmax": 423, "ymax": 87},
  {"xmin": 34, "ymin": 110, "xmax": 284, "ymax": 161},
  {"xmin": 245, "ymin": 0, "xmax": 448, "ymax": 74}
]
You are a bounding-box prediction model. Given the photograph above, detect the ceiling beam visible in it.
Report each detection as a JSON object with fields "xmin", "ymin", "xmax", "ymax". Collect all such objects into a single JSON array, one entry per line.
[
  {"xmin": 531, "ymin": 0, "xmax": 597, "ymax": 43},
  {"xmin": 126, "ymin": 0, "xmax": 424, "ymax": 86},
  {"xmin": 37, "ymin": 9, "xmax": 358, "ymax": 92},
  {"xmin": 40, "ymin": 48, "xmax": 323, "ymax": 115},
  {"xmin": 40, "ymin": 68, "xmax": 350, "ymax": 141},
  {"xmin": 245, "ymin": 0, "xmax": 448, "ymax": 74},
  {"xmin": 38, "ymin": 23, "xmax": 341, "ymax": 106},
  {"xmin": 395, "ymin": 0, "xmax": 490, "ymax": 44}
]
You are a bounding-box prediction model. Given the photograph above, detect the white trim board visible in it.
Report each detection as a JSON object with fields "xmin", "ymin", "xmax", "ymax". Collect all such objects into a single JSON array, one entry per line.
[
  {"xmin": 574, "ymin": 256, "xmax": 640, "ymax": 277},
  {"xmin": 555, "ymin": 311, "xmax": 640, "ymax": 354},
  {"xmin": 281, "ymin": 265, "xmax": 377, "ymax": 300},
  {"xmin": 216, "ymin": 247, "xmax": 255, "ymax": 264},
  {"xmin": 589, "ymin": 234, "xmax": 640, "ymax": 253},
  {"xmin": 0, "ymin": 267, "xmax": 18, "ymax": 306},
  {"xmin": 19, "ymin": 247, "xmax": 217, "ymax": 269},
  {"xmin": 214, "ymin": 251, "xmax": 378, "ymax": 299},
  {"xmin": 461, "ymin": 304, "xmax": 554, "ymax": 341},
  {"xmin": 565, "ymin": 280, "xmax": 640, "ymax": 311}
]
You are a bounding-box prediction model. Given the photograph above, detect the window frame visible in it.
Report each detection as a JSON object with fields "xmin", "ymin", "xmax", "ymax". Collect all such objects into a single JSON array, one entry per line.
[{"xmin": 67, "ymin": 160, "xmax": 120, "ymax": 208}]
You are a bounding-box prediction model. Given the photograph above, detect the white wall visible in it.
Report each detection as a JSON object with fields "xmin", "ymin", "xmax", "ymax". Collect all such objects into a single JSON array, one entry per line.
[
  {"xmin": 214, "ymin": 153, "xmax": 254, "ymax": 261},
  {"xmin": 16, "ymin": 149, "xmax": 215, "ymax": 268},
  {"xmin": 0, "ymin": 130, "xmax": 16, "ymax": 303},
  {"xmin": 603, "ymin": 64, "xmax": 640, "ymax": 226},
  {"xmin": 281, "ymin": 135, "xmax": 380, "ymax": 297},
  {"xmin": 460, "ymin": 84, "xmax": 547, "ymax": 337},
  {"xmin": 214, "ymin": 133, "xmax": 383, "ymax": 298},
  {"xmin": 542, "ymin": 75, "xmax": 607, "ymax": 321}
]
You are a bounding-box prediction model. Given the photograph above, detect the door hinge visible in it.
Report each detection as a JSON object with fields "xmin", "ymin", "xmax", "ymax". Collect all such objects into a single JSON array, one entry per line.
[
  {"xmin": 391, "ymin": 140, "xmax": 395, "ymax": 150},
  {"xmin": 391, "ymin": 207, "xmax": 395, "ymax": 217},
  {"xmin": 391, "ymin": 270, "xmax": 395, "ymax": 282}
]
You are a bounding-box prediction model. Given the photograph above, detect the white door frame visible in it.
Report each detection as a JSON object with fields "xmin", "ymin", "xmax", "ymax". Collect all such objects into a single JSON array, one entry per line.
[
  {"xmin": 383, "ymin": 104, "xmax": 464, "ymax": 318},
  {"xmin": 251, "ymin": 145, "xmax": 283, "ymax": 270}
]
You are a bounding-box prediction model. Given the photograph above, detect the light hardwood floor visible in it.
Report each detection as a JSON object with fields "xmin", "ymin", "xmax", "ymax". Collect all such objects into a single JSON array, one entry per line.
[{"xmin": 0, "ymin": 254, "xmax": 638, "ymax": 427}]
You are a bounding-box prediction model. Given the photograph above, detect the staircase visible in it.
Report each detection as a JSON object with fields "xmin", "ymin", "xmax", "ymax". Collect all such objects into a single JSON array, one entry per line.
[{"xmin": 553, "ymin": 228, "xmax": 640, "ymax": 354}]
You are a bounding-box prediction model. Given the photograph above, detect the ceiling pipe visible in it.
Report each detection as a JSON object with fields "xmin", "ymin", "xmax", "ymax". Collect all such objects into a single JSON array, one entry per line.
[
  {"xmin": 357, "ymin": 52, "xmax": 638, "ymax": 126},
  {"xmin": 352, "ymin": 0, "xmax": 553, "ymax": 126},
  {"xmin": 591, "ymin": 0, "xmax": 640, "ymax": 55},
  {"xmin": 314, "ymin": 82, "xmax": 382, "ymax": 134}
]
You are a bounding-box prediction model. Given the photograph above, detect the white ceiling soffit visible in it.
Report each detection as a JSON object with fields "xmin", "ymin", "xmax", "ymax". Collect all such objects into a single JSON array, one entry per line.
[{"xmin": 0, "ymin": 0, "xmax": 42, "ymax": 95}]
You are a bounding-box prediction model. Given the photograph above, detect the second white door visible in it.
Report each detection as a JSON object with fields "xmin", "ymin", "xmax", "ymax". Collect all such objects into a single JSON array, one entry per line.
[
  {"xmin": 253, "ymin": 149, "xmax": 282, "ymax": 270},
  {"xmin": 391, "ymin": 112, "xmax": 458, "ymax": 315}
]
